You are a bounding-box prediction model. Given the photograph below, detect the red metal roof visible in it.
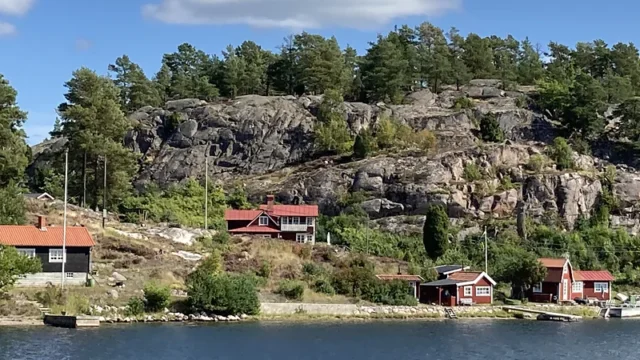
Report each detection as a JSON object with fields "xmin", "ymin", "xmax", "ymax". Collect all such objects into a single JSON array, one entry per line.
[
  {"xmin": 448, "ymin": 271, "xmax": 482, "ymax": 282},
  {"xmin": 575, "ymin": 270, "xmax": 615, "ymax": 282},
  {"xmin": 228, "ymin": 226, "xmax": 281, "ymax": 233},
  {"xmin": 224, "ymin": 209, "xmax": 263, "ymax": 221},
  {"xmin": 538, "ymin": 258, "xmax": 567, "ymax": 268},
  {"xmin": 258, "ymin": 204, "xmax": 319, "ymax": 217},
  {"xmin": 376, "ymin": 274, "xmax": 424, "ymax": 282},
  {"xmin": 0, "ymin": 225, "xmax": 95, "ymax": 247}
]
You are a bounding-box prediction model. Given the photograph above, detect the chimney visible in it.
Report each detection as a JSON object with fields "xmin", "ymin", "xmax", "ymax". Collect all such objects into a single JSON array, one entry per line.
[
  {"xmin": 266, "ymin": 195, "xmax": 275, "ymax": 211},
  {"xmin": 37, "ymin": 216, "xmax": 47, "ymax": 230}
]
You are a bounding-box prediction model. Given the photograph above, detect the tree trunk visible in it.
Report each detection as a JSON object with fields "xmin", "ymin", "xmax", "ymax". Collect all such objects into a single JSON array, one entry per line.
[{"xmin": 92, "ymin": 157, "xmax": 99, "ymax": 211}]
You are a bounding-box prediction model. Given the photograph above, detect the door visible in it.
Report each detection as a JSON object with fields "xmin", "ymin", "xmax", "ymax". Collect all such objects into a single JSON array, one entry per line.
[{"xmin": 562, "ymin": 279, "xmax": 568, "ymax": 301}]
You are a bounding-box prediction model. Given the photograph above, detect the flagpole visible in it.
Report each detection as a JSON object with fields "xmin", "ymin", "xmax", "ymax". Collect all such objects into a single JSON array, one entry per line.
[
  {"xmin": 61, "ymin": 149, "xmax": 68, "ymax": 290},
  {"xmin": 484, "ymin": 226, "xmax": 488, "ymax": 274}
]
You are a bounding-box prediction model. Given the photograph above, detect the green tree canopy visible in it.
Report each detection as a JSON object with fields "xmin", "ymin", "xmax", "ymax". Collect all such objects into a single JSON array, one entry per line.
[
  {"xmin": 0, "ymin": 245, "xmax": 42, "ymax": 293},
  {"xmin": 423, "ymin": 204, "xmax": 450, "ymax": 260}
]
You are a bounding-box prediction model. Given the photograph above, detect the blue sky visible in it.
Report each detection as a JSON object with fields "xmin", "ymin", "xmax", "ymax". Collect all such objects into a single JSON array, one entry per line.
[{"xmin": 1, "ymin": 0, "xmax": 639, "ymax": 145}]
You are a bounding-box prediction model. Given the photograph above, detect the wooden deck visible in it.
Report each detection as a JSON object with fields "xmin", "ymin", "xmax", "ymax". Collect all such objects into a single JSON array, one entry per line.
[{"xmin": 502, "ymin": 306, "xmax": 581, "ymax": 322}]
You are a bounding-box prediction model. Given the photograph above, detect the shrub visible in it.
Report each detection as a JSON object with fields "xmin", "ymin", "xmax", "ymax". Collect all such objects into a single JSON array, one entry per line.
[
  {"xmin": 187, "ymin": 271, "xmax": 260, "ymax": 315},
  {"xmin": 479, "ymin": 113, "xmax": 504, "ymax": 142},
  {"xmin": 126, "ymin": 297, "xmax": 145, "ymax": 316},
  {"xmin": 143, "ymin": 283, "xmax": 171, "ymax": 312},
  {"xmin": 527, "ymin": 154, "xmax": 546, "ymax": 172},
  {"xmin": 353, "ymin": 130, "xmax": 374, "ymax": 159},
  {"xmin": 362, "ymin": 280, "xmax": 418, "ymax": 306},
  {"xmin": 410, "ymin": 130, "xmax": 437, "ymax": 152},
  {"xmin": 453, "ymin": 96, "xmax": 475, "ymax": 110},
  {"xmin": 548, "ymin": 137, "xmax": 574, "ymax": 170},
  {"xmin": 515, "ymin": 95, "xmax": 527, "ymax": 109},
  {"xmin": 302, "ymin": 262, "xmax": 324, "ymax": 277},
  {"xmin": 257, "ymin": 261, "xmax": 272, "ymax": 279},
  {"xmin": 312, "ymin": 278, "xmax": 336, "ymax": 295},
  {"xmin": 277, "ymin": 280, "xmax": 305, "ymax": 300},
  {"xmin": 463, "ymin": 163, "xmax": 483, "ymax": 182}
]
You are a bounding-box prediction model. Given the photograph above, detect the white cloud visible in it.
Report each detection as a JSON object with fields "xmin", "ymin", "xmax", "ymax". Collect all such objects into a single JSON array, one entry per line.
[
  {"xmin": 142, "ymin": 0, "xmax": 461, "ymax": 29},
  {"xmin": 0, "ymin": 21, "xmax": 15, "ymax": 36},
  {"xmin": 0, "ymin": 0, "xmax": 35, "ymax": 15}
]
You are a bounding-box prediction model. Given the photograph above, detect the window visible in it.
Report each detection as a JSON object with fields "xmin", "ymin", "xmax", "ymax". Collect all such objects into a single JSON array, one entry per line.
[
  {"xmin": 572, "ymin": 281, "xmax": 583, "ymax": 293},
  {"xmin": 282, "ymin": 217, "xmax": 290, "ymax": 225},
  {"xmin": 563, "ymin": 264, "xmax": 568, "ymax": 274},
  {"xmin": 259, "ymin": 216, "xmax": 269, "ymax": 226},
  {"xmin": 296, "ymin": 234, "xmax": 306, "ymax": 243},
  {"xmin": 476, "ymin": 286, "xmax": 491, "ymax": 296},
  {"xmin": 306, "ymin": 235, "xmax": 314, "ymax": 243},
  {"xmin": 17, "ymin": 248, "xmax": 36, "ymax": 258},
  {"xmin": 292, "ymin": 217, "xmax": 300, "ymax": 225},
  {"xmin": 532, "ymin": 283, "xmax": 542, "ymax": 293},
  {"xmin": 595, "ymin": 282, "xmax": 609, "ymax": 293},
  {"xmin": 463, "ymin": 286, "xmax": 473, "ymax": 297},
  {"xmin": 49, "ymin": 249, "xmax": 66, "ymax": 263},
  {"xmin": 262, "ymin": 235, "xmax": 272, "ymax": 239},
  {"xmin": 306, "ymin": 217, "xmax": 314, "ymax": 226},
  {"xmin": 66, "ymin": 273, "xmax": 74, "ymax": 278}
]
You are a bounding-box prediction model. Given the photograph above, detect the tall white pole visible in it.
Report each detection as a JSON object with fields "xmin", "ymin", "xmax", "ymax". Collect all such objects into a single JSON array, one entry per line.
[
  {"xmin": 484, "ymin": 226, "xmax": 488, "ymax": 274},
  {"xmin": 61, "ymin": 149, "xmax": 68, "ymax": 290},
  {"xmin": 204, "ymin": 151, "xmax": 208, "ymax": 230}
]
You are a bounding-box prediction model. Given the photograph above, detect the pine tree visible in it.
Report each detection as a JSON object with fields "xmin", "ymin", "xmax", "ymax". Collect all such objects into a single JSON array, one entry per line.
[
  {"xmin": 447, "ymin": 27, "xmax": 471, "ymax": 90},
  {"xmin": 517, "ymin": 38, "xmax": 544, "ymax": 85},
  {"xmin": 162, "ymin": 43, "xmax": 219, "ymax": 100},
  {"xmin": 417, "ymin": 22, "xmax": 451, "ymax": 92},
  {"xmin": 361, "ymin": 34, "xmax": 409, "ymax": 103},
  {"xmin": 0, "ymin": 74, "xmax": 29, "ymax": 188},
  {"xmin": 57, "ymin": 68, "xmax": 138, "ymax": 209},
  {"xmin": 109, "ymin": 55, "xmax": 162, "ymax": 112},
  {"xmin": 222, "ymin": 44, "xmax": 246, "ymax": 98},
  {"xmin": 462, "ymin": 33, "xmax": 495, "ymax": 79}
]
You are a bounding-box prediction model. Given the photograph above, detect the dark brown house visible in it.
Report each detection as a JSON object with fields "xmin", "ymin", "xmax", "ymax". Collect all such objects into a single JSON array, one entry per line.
[{"xmin": 0, "ymin": 216, "xmax": 95, "ymax": 286}]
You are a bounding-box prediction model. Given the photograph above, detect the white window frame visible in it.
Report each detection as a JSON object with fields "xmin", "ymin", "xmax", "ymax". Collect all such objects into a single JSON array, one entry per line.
[
  {"xmin": 281, "ymin": 216, "xmax": 289, "ymax": 225},
  {"xmin": 306, "ymin": 217, "xmax": 314, "ymax": 226},
  {"xmin": 49, "ymin": 248, "xmax": 66, "ymax": 263},
  {"xmin": 292, "ymin": 217, "xmax": 300, "ymax": 225},
  {"xmin": 66, "ymin": 272, "xmax": 74, "ymax": 278},
  {"xmin": 296, "ymin": 234, "xmax": 306, "ymax": 243},
  {"xmin": 532, "ymin": 282, "xmax": 542, "ymax": 293},
  {"xmin": 259, "ymin": 216, "xmax": 269, "ymax": 226},
  {"xmin": 476, "ymin": 286, "xmax": 491, "ymax": 296},
  {"xmin": 595, "ymin": 282, "xmax": 609, "ymax": 293},
  {"xmin": 17, "ymin": 248, "xmax": 36, "ymax": 258},
  {"xmin": 262, "ymin": 235, "xmax": 272, "ymax": 239},
  {"xmin": 463, "ymin": 286, "xmax": 473, "ymax": 297},
  {"xmin": 306, "ymin": 234, "xmax": 314, "ymax": 243},
  {"xmin": 572, "ymin": 281, "xmax": 583, "ymax": 293}
]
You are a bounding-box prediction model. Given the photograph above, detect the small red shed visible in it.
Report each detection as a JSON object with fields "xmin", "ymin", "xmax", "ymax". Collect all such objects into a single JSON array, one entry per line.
[
  {"xmin": 420, "ymin": 271, "xmax": 496, "ymax": 306},
  {"xmin": 573, "ymin": 270, "xmax": 615, "ymax": 301},
  {"xmin": 528, "ymin": 258, "xmax": 576, "ymax": 303}
]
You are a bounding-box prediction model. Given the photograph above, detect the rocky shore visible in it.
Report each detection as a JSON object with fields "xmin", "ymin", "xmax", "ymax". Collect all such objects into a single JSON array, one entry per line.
[{"xmin": 89, "ymin": 305, "xmax": 249, "ymax": 324}]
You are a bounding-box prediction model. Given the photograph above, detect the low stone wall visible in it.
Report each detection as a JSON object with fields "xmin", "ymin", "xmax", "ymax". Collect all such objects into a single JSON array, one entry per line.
[{"xmin": 260, "ymin": 303, "xmax": 599, "ymax": 318}]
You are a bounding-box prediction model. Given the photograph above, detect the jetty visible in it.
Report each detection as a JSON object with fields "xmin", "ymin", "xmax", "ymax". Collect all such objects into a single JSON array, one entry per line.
[
  {"xmin": 502, "ymin": 306, "xmax": 582, "ymax": 322},
  {"xmin": 44, "ymin": 314, "xmax": 101, "ymax": 328}
]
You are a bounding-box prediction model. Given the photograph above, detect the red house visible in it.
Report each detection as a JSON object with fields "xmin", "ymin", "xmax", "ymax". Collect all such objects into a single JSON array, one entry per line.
[
  {"xmin": 528, "ymin": 258, "xmax": 578, "ymax": 303},
  {"xmin": 420, "ymin": 271, "xmax": 496, "ymax": 306},
  {"xmin": 224, "ymin": 195, "xmax": 319, "ymax": 244},
  {"xmin": 573, "ymin": 270, "xmax": 615, "ymax": 301}
]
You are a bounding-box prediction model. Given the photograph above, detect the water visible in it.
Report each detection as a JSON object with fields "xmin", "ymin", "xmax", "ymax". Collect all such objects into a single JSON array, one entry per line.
[{"xmin": 1, "ymin": 320, "xmax": 640, "ymax": 360}]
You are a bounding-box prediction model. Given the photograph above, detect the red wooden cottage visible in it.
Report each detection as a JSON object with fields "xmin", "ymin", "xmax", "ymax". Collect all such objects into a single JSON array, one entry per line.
[
  {"xmin": 573, "ymin": 270, "xmax": 615, "ymax": 301},
  {"xmin": 420, "ymin": 271, "xmax": 496, "ymax": 306},
  {"xmin": 224, "ymin": 195, "xmax": 319, "ymax": 244},
  {"xmin": 528, "ymin": 258, "xmax": 576, "ymax": 303}
]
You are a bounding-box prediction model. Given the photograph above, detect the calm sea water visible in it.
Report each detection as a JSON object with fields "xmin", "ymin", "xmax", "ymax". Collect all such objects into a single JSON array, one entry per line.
[{"xmin": 1, "ymin": 320, "xmax": 639, "ymax": 360}]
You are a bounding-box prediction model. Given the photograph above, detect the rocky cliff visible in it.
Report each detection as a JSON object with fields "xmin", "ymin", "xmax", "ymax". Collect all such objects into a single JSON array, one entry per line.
[{"xmin": 31, "ymin": 80, "xmax": 640, "ymax": 234}]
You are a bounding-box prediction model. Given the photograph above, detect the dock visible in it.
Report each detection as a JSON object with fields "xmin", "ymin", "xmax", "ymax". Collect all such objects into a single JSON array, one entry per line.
[
  {"xmin": 44, "ymin": 314, "xmax": 101, "ymax": 328},
  {"xmin": 502, "ymin": 306, "xmax": 582, "ymax": 322}
]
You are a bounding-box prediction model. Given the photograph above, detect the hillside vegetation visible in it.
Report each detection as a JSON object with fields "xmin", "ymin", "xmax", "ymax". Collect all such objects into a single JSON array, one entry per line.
[{"xmin": 4, "ymin": 21, "xmax": 640, "ymax": 313}]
